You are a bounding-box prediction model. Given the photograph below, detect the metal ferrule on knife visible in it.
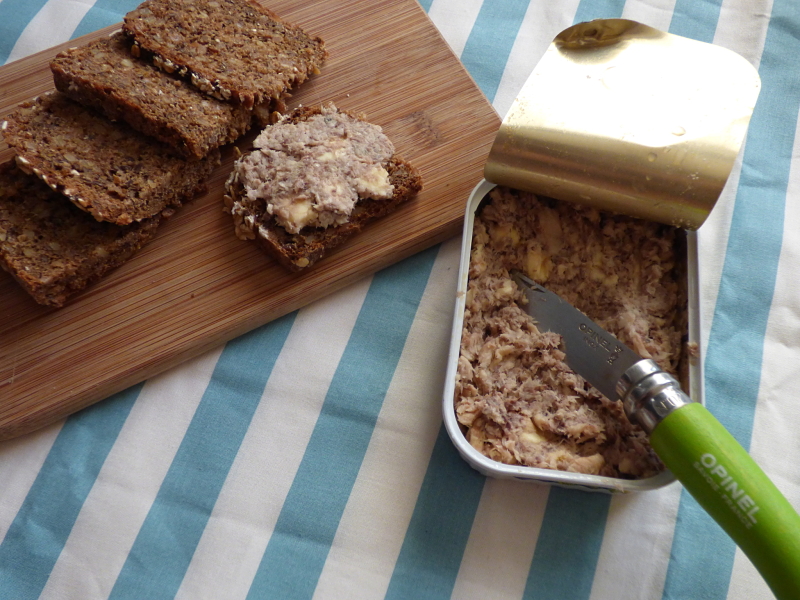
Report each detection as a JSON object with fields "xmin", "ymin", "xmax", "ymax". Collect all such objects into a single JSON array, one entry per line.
[{"xmin": 617, "ymin": 359, "xmax": 694, "ymax": 434}]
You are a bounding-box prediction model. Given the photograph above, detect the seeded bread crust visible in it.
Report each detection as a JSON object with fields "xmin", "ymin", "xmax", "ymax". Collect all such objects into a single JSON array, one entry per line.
[
  {"xmin": 123, "ymin": 0, "xmax": 327, "ymax": 110},
  {"xmin": 51, "ymin": 31, "xmax": 253, "ymax": 160},
  {"xmin": 0, "ymin": 161, "xmax": 161, "ymax": 307},
  {"xmin": 224, "ymin": 105, "xmax": 423, "ymax": 271},
  {"xmin": 1, "ymin": 92, "xmax": 220, "ymax": 225}
]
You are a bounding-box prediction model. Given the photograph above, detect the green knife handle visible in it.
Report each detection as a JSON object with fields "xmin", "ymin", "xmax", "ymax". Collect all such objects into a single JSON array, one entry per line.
[{"xmin": 650, "ymin": 402, "xmax": 800, "ymax": 600}]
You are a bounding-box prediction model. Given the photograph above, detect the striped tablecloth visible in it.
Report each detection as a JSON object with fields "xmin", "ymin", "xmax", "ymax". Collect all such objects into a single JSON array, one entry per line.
[{"xmin": 2, "ymin": 0, "xmax": 799, "ymax": 598}]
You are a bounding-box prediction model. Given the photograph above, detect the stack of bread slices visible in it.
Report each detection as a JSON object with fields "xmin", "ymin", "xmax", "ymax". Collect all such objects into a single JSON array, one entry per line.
[{"xmin": 0, "ymin": 0, "xmax": 327, "ymax": 307}]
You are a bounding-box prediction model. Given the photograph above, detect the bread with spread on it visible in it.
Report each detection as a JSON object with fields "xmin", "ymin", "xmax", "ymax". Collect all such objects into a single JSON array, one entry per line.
[{"xmin": 224, "ymin": 104, "xmax": 422, "ymax": 271}]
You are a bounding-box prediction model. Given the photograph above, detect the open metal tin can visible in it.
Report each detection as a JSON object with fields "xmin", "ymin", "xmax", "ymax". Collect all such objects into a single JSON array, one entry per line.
[
  {"xmin": 442, "ymin": 179, "xmax": 702, "ymax": 493},
  {"xmin": 441, "ymin": 19, "xmax": 759, "ymax": 493}
]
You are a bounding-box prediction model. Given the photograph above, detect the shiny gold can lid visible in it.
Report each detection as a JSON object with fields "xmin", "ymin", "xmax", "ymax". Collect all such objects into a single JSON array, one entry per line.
[{"xmin": 484, "ymin": 19, "xmax": 761, "ymax": 229}]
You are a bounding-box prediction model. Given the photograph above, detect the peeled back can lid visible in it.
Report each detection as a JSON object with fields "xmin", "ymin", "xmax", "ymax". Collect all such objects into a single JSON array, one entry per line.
[{"xmin": 484, "ymin": 19, "xmax": 761, "ymax": 230}]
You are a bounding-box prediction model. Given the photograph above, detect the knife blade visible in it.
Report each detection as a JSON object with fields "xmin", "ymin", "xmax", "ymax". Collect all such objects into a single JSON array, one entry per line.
[
  {"xmin": 511, "ymin": 270, "xmax": 641, "ymax": 401},
  {"xmin": 511, "ymin": 269, "xmax": 800, "ymax": 600},
  {"xmin": 511, "ymin": 269, "xmax": 690, "ymax": 431}
]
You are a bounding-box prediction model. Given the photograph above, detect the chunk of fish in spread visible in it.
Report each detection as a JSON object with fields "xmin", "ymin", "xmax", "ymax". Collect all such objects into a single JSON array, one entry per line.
[{"xmin": 234, "ymin": 104, "xmax": 395, "ymax": 234}]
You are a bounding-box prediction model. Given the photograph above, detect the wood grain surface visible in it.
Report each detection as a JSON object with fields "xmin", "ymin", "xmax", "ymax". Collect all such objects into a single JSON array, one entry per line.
[{"xmin": 0, "ymin": 0, "xmax": 500, "ymax": 440}]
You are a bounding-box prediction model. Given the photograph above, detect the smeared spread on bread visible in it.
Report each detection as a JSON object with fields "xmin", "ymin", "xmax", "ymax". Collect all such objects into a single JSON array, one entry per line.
[
  {"xmin": 231, "ymin": 103, "xmax": 395, "ymax": 234},
  {"xmin": 225, "ymin": 104, "xmax": 422, "ymax": 271}
]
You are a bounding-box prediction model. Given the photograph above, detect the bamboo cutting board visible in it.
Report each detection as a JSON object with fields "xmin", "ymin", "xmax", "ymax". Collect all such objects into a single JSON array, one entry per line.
[{"xmin": 0, "ymin": 0, "xmax": 500, "ymax": 441}]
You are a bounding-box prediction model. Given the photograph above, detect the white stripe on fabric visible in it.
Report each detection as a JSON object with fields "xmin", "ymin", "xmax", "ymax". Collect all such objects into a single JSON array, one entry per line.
[
  {"xmin": 311, "ymin": 239, "xmax": 461, "ymax": 600},
  {"xmin": 427, "ymin": 0, "xmax": 484, "ymax": 58},
  {"xmin": 726, "ymin": 104, "xmax": 800, "ymax": 600},
  {"xmin": 173, "ymin": 279, "xmax": 371, "ymax": 600},
  {"xmin": 589, "ymin": 483, "xmax": 683, "ymax": 600},
  {"xmin": 727, "ymin": 559, "xmax": 772, "ymax": 600},
  {"xmin": 36, "ymin": 347, "xmax": 223, "ymax": 600},
  {"xmin": 622, "ymin": 0, "xmax": 678, "ymax": 31},
  {"xmin": 451, "ymin": 480, "xmax": 549, "ymax": 600},
  {"xmin": 696, "ymin": 155, "xmax": 744, "ymax": 353},
  {"xmin": 492, "ymin": 0, "xmax": 580, "ymax": 118},
  {"xmin": 0, "ymin": 424, "xmax": 62, "ymax": 545},
  {"xmin": 715, "ymin": 0, "xmax": 772, "ymax": 66},
  {"xmin": 6, "ymin": 0, "xmax": 96, "ymax": 63}
]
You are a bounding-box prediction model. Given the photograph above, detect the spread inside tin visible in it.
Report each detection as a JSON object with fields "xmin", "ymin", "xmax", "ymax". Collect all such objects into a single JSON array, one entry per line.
[{"xmin": 453, "ymin": 185, "xmax": 686, "ymax": 480}]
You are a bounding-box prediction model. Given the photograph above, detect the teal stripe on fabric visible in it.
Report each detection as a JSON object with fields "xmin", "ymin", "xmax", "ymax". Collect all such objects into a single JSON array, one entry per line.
[
  {"xmin": 384, "ymin": 425, "xmax": 485, "ymax": 600},
  {"xmin": 459, "ymin": 0, "xmax": 531, "ymax": 101},
  {"xmin": 669, "ymin": 0, "xmax": 720, "ymax": 44},
  {"xmin": 0, "ymin": 385, "xmax": 142, "ymax": 600},
  {"xmin": 417, "ymin": 0, "xmax": 433, "ymax": 13},
  {"xmin": 246, "ymin": 247, "xmax": 439, "ymax": 600},
  {"xmin": 0, "ymin": 0, "xmax": 50, "ymax": 65},
  {"xmin": 106, "ymin": 313, "xmax": 296, "ymax": 600},
  {"xmin": 662, "ymin": 2, "xmax": 798, "ymax": 599},
  {"xmin": 523, "ymin": 488, "xmax": 611, "ymax": 600},
  {"xmin": 72, "ymin": 0, "xmax": 139, "ymax": 39}
]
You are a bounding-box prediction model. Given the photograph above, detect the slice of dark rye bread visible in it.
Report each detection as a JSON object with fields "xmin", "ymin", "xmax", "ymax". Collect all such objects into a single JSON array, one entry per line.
[
  {"xmin": 50, "ymin": 31, "xmax": 254, "ymax": 160},
  {"xmin": 223, "ymin": 106, "xmax": 423, "ymax": 272},
  {"xmin": 1, "ymin": 92, "xmax": 220, "ymax": 225},
  {"xmin": 0, "ymin": 161, "xmax": 161, "ymax": 307},
  {"xmin": 123, "ymin": 0, "xmax": 327, "ymax": 110}
]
